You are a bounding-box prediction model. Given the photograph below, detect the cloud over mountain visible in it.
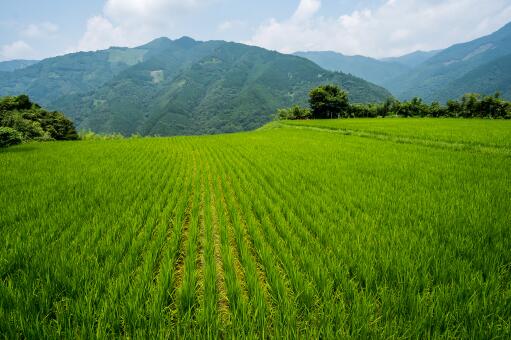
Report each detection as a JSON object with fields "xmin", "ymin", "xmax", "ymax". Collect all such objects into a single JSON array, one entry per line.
[
  {"xmin": 78, "ymin": 0, "xmax": 212, "ymax": 51},
  {"xmin": 248, "ymin": 0, "xmax": 511, "ymax": 58}
]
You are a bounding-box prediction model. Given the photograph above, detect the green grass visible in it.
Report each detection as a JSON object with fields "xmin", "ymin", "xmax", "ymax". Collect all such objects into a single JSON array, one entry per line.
[
  {"xmin": 283, "ymin": 118, "xmax": 511, "ymax": 149},
  {"xmin": 1, "ymin": 119, "xmax": 510, "ymax": 338}
]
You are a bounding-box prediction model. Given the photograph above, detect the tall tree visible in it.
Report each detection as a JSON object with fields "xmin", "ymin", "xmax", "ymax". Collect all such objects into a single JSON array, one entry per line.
[{"xmin": 309, "ymin": 85, "xmax": 349, "ymax": 119}]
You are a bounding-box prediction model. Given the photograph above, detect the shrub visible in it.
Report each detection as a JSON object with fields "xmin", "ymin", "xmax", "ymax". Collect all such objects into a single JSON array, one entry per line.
[
  {"xmin": 0, "ymin": 127, "xmax": 23, "ymax": 148},
  {"xmin": 0, "ymin": 95, "xmax": 79, "ymax": 142},
  {"xmin": 79, "ymin": 130, "xmax": 125, "ymax": 140},
  {"xmin": 277, "ymin": 86, "xmax": 511, "ymax": 121},
  {"xmin": 278, "ymin": 105, "xmax": 311, "ymax": 120}
]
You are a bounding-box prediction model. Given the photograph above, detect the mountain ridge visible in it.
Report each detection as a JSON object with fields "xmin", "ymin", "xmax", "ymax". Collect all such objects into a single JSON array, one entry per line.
[
  {"xmin": 380, "ymin": 50, "xmax": 441, "ymax": 68},
  {"xmin": 293, "ymin": 51, "xmax": 409, "ymax": 86},
  {"xmin": 0, "ymin": 59, "xmax": 39, "ymax": 72},
  {"xmin": 384, "ymin": 22, "xmax": 511, "ymax": 101},
  {"xmin": 0, "ymin": 37, "xmax": 391, "ymax": 136}
]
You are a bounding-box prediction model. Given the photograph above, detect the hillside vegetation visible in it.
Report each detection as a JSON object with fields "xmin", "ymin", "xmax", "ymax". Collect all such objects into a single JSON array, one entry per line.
[
  {"xmin": 0, "ymin": 60, "xmax": 38, "ymax": 72},
  {"xmin": 298, "ymin": 22, "xmax": 511, "ymax": 102},
  {"xmin": 440, "ymin": 53, "xmax": 511, "ymax": 100},
  {"xmin": 294, "ymin": 51, "xmax": 409, "ymax": 86},
  {"xmin": 384, "ymin": 22, "xmax": 511, "ymax": 101},
  {"xmin": 278, "ymin": 85, "xmax": 511, "ymax": 120},
  {"xmin": 380, "ymin": 50, "xmax": 441, "ymax": 68},
  {"xmin": 1, "ymin": 119, "xmax": 510, "ymax": 338},
  {"xmin": 0, "ymin": 37, "xmax": 391, "ymax": 136},
  {"xmin": 0, "ymin": 95, "xmax": 78, "ymax": 147}
]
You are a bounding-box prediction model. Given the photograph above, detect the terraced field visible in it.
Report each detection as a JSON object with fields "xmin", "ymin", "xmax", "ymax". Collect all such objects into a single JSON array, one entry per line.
[{"xmin": 1, "ymin": 119, "xmax": 510, "ymax": 338}]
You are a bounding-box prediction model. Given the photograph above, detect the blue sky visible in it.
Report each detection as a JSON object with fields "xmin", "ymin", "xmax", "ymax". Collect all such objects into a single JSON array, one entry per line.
[{"xmin": 1, "ymin": 0, "xmax": 511, "ymax": 61}]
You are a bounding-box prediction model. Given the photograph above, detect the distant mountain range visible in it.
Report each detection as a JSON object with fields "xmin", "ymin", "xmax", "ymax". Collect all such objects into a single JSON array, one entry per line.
[
  {"xmin": 2, "ymin": 21, "xmax": 509, "ymax": 135},
  {"xmin": 0, "ymin": 59, "xmax": 38, "ymax": 72},
  {"xmin": 381, "ymin": 50, "xmax": 441, "ymax": 68},
  {"xmin": 297, "ymin": 22, "xmax": 511, "ymax": 102},
  {"xmin": 386, "ymin": 22, "xmax": 511, "ymax": 102},
  {"xmin": 0, "ymin": 37, "xmax": 390, "ymax": 136},
  {"xmin": 293, "ymin": 51, "xmax": 408, "ymax": 86},
  {"xmin": 292, "ymin": 50, "xmax": 441, "ymax": 88}
]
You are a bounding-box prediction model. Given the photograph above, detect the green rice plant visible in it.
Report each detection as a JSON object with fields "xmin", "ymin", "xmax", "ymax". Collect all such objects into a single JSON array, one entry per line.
[{"xmin": 0, "ymin": 119, "xmax": 510, "ymax": 338}]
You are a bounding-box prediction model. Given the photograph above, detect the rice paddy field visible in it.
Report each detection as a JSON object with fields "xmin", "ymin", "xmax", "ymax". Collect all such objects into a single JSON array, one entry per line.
[{"xmin": 0, "ymin": 118, "xmax": 510, "ymax": 338}]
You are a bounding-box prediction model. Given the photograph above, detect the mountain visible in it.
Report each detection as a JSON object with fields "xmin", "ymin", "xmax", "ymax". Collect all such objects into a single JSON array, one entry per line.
[
  {"xmin": 0, "ymin": 59, "xmax": 38, "ymax": 72},
  {"xmin": 439, "ymin": 53, "xmax": 511, "ymax": 100},
  {"xmin": 381, "ymin": 50, "xmax": 440, "ymax": 68},
  {"xmin": 294, "ymin": 51, "xmax": 409, "ymax": 86},
  {"xmin": 0, "ymin": 48, "xmax": 149, "ymax": 107},
  {"xmin": 0, "ymin": 37, "xmax": 391, "ymax": 136},
  {"xmin": 384, "ymin": 22, "xmax": 511, "ymax": 101}
]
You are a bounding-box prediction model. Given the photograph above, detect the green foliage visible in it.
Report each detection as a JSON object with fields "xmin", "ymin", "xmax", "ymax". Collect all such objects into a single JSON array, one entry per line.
[
  {"xmin": 0, "ymin": 94, "xmax": 33, "ymax": 111},
  {"xmin": 279, "ymin": 87, "xmax": 511, "ymax": 120},
  {"xmin": 277, "ymin": 105, "xmax": 311, "ymax": 120},
  {"xmin": 78, "ymin": 130, "xmax": 130, "ymax": 140},
  {"xmin": 309, "ymin": 84, "xmax": 349, "ymax": 118},
  {"xmin": 0, "ymin": 95, "xmax": 78, "ymax": 144},
  {"xmin": 0, "ymin": 119, "xmax": 510, "ymax": 337},
  {"xmin": 0, "ymin": 127, "xmax": 22, "ymax": 147},
  {"xmin": 361, "ymin": 93, "xmax": 511, "ymax": 118}
]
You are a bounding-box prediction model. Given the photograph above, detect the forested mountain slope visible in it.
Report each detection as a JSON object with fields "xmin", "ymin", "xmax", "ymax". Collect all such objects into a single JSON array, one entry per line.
[
  {"xmin": 384, "ymin": 22, "xmax": 511, "ymax": 101},
  {"xmin": 0, "ymin": 37, "xmax": 391, "ymax": 136},
  {"xmin": 294, "ymin": 51, "xmax": 408, "ymax": 86}
]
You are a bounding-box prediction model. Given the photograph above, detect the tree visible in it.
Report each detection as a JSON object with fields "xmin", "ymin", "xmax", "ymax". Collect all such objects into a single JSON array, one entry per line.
[
  {"xmin": 277, "ymin": 105, "xmax": 311, "ymax": 120},
  {"xmin": 0, "ymin": 95, "xmax": 79, "ymax": 141},
  {"xmin": 446, "ymin": 100, "xmax": 462, "ymax": 117},
  {"xmin": 0, "ymin": 127, "xmax": 22, "ymax": 147},
  {"xmin": 309, "ymin": 85, "xmax": 349, "ymax": 119},
  {"xmin": 429, "ymin": 102, "xmax": 444, "ymax": 117},
  {"xmin": 461, "ymin": 93, "xmax": 480, "ymax": 118}
]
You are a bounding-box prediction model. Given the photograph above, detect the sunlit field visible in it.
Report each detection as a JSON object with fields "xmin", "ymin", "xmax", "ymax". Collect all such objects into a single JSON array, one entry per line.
[{"xmin": 1, "ymin": 119, "xmax": 510, "ymax": 338}]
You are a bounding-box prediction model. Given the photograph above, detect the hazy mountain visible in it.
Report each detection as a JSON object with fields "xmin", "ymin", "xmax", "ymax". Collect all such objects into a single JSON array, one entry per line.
[
  {"xmin": 381, "ymin": 50, "xmax": 440, "ymax": 68},
  {"xmin": 0, "ymin": 37, "xmax": 391, "ymax": 136},
  {"xmin": 0, "ymin": 59, "xmax": 39, "ymax": 72},
  {"xmin": 384, "ymin": 22, "xmax": 511, "ymax": 101},
  {"xmin": 294, "ymin": 51, "xmax": 409, "ymax": 86},
  {"xmin": 0, "ymin": 48, "xmax": 150, "ymax": 106},
  {"xmin": 438, "ymin": 53, "xmax": 511, "ymax": 101}
]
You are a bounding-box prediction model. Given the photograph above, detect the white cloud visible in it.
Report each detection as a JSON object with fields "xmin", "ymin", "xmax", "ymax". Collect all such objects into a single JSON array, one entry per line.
[
  {"xmin": 78, "ymin": 16, "xmax": 130, "ymax": 51},
  {"xmin": 21, "ymin": 22, "xmax": 59, "ymax": 38},
  {"xmin": 248, "ymin": 0, "xmax": 511, "ymax": 58},
  {"xmin": 0, "ymin": 40, "xmax": 35, "ymax": 60},
  {"xmin": 217, "ymin": 20, "xmax": 245, "ymax": 33},
  {"xmin": 77, "ymin": 0, "xmax": 211, "ymax": 51},
  {"xmin": 104, "ymin": 0, "xmax": 205, "ymax": 24},
  {"xmin": 292, "ymin": 0, "xmax": 321, "ymax": 21}
]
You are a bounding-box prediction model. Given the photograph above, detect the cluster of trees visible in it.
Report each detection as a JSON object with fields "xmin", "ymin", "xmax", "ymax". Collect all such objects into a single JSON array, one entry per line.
[
  {"xmin": 278, "ymin": 85, "xmax": 511, "ymax": 120},
  {"xmin": 0, "ymin": 95, "xmax": 78, "ymax": 147}
]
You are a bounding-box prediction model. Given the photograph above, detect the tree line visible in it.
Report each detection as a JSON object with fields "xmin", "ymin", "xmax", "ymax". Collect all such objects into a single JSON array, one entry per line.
[
  {"xmin": 278, "ymin": 85, "xmax": 511, "ymax": 120},
  {"xmin": 0, "ymin": 95, "xmax": 78, "ymax": 147}
]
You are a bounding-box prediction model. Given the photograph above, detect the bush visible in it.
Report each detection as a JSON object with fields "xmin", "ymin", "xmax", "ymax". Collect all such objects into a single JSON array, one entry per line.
[
  {"xmin": 0, "ymin": 95, "xmax": 79, "ymax": 142},
  {"xmin": 276, "ymin": 86, "xmax": 511, "ymax": 121},
  {"xmin": 0, "ymin": 127, "xmax": 23, "ymax": 148},
  {"xmin": 79, "ymin": 130, "xmax": 125, "ymax": 140},
  {"xmin": 278, "ymin": 105, "xmax": 311, "ymax": 120}
]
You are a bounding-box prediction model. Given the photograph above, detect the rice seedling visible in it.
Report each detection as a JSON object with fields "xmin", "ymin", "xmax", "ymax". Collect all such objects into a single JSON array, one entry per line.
[{"xmin": 0, "ymin": 119, "xmax": 510, "ymax": 338}]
